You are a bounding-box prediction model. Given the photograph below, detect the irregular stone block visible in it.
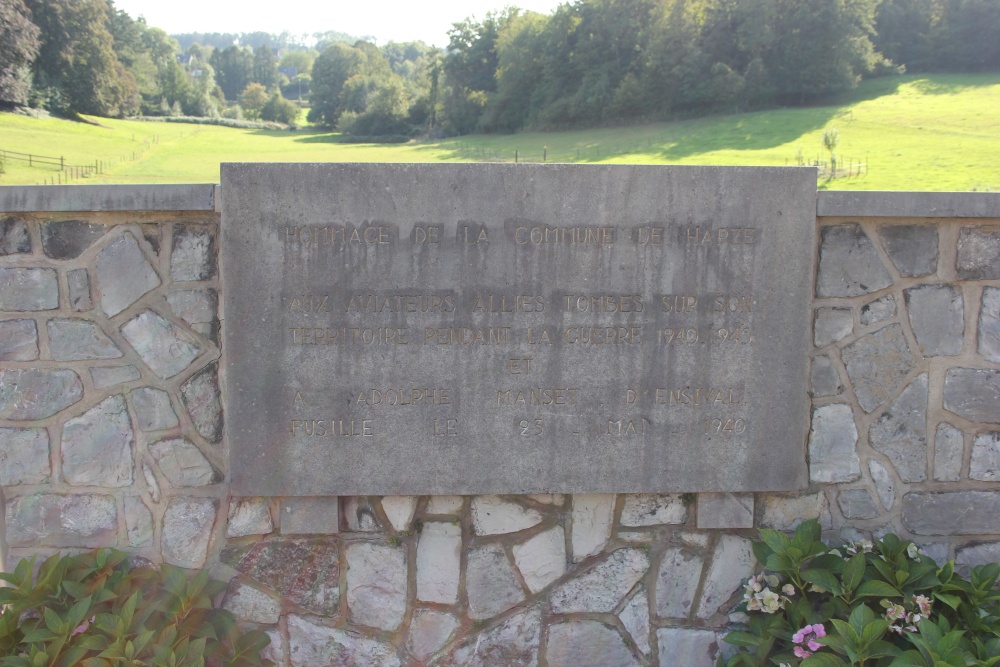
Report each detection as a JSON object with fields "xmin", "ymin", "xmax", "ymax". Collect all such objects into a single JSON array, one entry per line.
[
  {"xmin": 123, "ymin": 496, "xmax": 153, "ymax": 547},
  {"xmin": 5, "ymin": 493, "xmax": 117, "ymax": 547},
  {"xmin": 181, "ymin": 363, "xmax": 222, "ymax": 442},
  {"xmin": 869, "ymin": 459, "xmax": 895, "ymax": 510},
  {"xmin": 0, "ymin": 216, "xmax": 30, "ymax": 254},
  {"xmin": 816, "ymin": 224, "xmax": 893, "ymax": 297},
  {"xmin": 957, "ymin": 226, "xmax": 1000, "ymax": 280},
  {"xmin": 380, "ymin": 496, "xmax": 417, "ymax": 531},
  {"xmin": 512, "ymin": 526, "xmax": 566, "ymax": 593},
  {"xmin": 838, "ymin": 489, "xmax": 879, "ymax": 519},
  {"xmin": 0, "ymin": 267, "xmax": 58, "ymax": 311},
  {"xmin": 148, "ymin": 437, "xmax": 218, "ymax": 487},
  {"xmin": 697, "ymin": 493, "xmax": 754, "ymax": 529},
  {"xmin": 759, "ymin": 492, "xmax": 829, "ymax": 531},
  {"xmin": 0, "ymin": 319, "xmax": 38, "ymax": 360},
  {"xmin": 970, "ymin": 432, "xmax": 1000, "ymax": 481},
  {"xmin": 62, "ymin": 395, "xmax": 134, "ymax": 488},
  {"xmin": 416, "ymin": 521, "xmax": 461, "ymax": 604},
  {"xmin": 221, "ymin": 537, "xmax": 340, "ymax": 615},
  {"xmin": 570, "ymin": 494, "xmax": 614, "ymax": 562},
  {"xmin": 96, "ymin": 233, "xmax": 160, "ymax": 316},
  {"xmin": 425, "ymin": 495, "xmax": 463, "ymax": 514},
  {"xmin": 934, "ymin": 422, "xmax": 964, "ymax": 482},
  {"xmin": 870, "ymin": 373, "xmax": 928, "ymax": 482},
  {"xmin": 167, "ymin": 288, "xmax": 216, "ymax": 327},
  {"xmin": 621, "ymin": 494, "xmax": 687, "ymax": 526},
  {"xmin": 811, "ymin": 355, "xmax": 842, "ymax": 397},
  {"xmin": 141, "ymin": 461, "xmax": 160, "ymax": 503},
  {"xmin": 619, "ymin": 588, "xmax": 650, "ymax": 654},
  {"xmin": 121, "ymin": 310, "xmax": 202, "ymax": 378},
  {"xmin": 41, "ymin": 220, "xmax": 106, "ymax": 259},
  {"xmin": 546, "ymin": 621, "xmax": 639, "ymax": 667},
  {"xmin": 472, "ymin": 495, "xmax": 542, "ymax": 535},
  {"xmin": 903, "ymin": 491, "xmax": 1000, "ymax": 535},
  {"xmin": 436, "ymin": 607, "xmax": 541, "ymax": 667},
  {"xmin": 227, "ymin": 498, "xmax": 273, "ymax": 537},
  {"xmin": 956, "ymin": 542, "xmax": 1000, "ymax": 577},
  {"xmin": 171, "ymin": 226, "xmax": 216, "ymax": 281},
  {"xmin": 980, "ymin": 287, "xmax": 1000, "ymax": 363},
  {"xmin": 343, "ymin": 497, "xmax": 381, "ymax": 531},
  {"xmin": 287, "ymin": 615, "xmax": 399, "ymax": 667},
  {"xmin": 407, "ymin": 609, "xmax": 458, "ymax": 662},
  {"xmin": 657, "ymin": 628, "xmax": 722, "ymax": 667},
  {"xmin": 67, "ymin": 269, "xmax": 92, "ymax": 311},
  {"xmin": 162, "ymin": 496, "xmax": 218, "ymax": 568},
  {"xmin": 905, "ymin": 285, "xmax": 964, "ymax": 356},
  {"xmin": 466, "ymin": 543, "xmax": 524, "ymax": 620},
  {"xmin": 809, "ymin": 404, "xmax": 860, "ymax": 483},
  {"xmin": 345, "ymin": 542, "xmax": 407, "ymax": 632},
  {"xmin": 551, "ymin": 547, "xmax": 648, "ymax": 613},
  {"xmin": 48, "ymin": 318, "xmax": 122, "ymax": 360},
  {"xmin": 879, "ymin": 225, "xmax": 938, "ymax": 277},
  {"xmin": 655, "ymin": 547, "xmax": 704, "ymax": 619},
  {"xmin": 0, "ymin": 428, "xmax": 50, "ymax": 485},
  {"xmin": 860, "ymin": 294, "xmax": 896, "ymax": 327},
  {"xmin": 223, "ymin": 580, "xmax": 281, "ymax": 624},
  {"xmin": 814, "ymin": 307, "xmax": 853, "ymax": 347},
  {"xmin": 280, "ymin": 497, "xmax": 339, "ymax": 534},
  {"xmin": 944, "ymin": 368, "xmax": 1000, "ymax": 424},
  {"xmin": 842, "ymin": 324, "xmax": 914, "ymax": 412},
  {"xmin": 130, "ymin": 387, "xmax": 178, "ymax": 431},
  {"xmin": 697, "ymin": 535, "xmax": 754, "ymax": 619},
  {"xmin": 90, "ymin": 365, "xmax": 140, "ymax": 389}
]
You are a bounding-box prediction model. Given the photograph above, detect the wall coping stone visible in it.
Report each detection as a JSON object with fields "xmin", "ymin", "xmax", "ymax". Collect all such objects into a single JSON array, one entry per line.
[{"xmin": 818, "ymin": 191, "xmax": 1000, "ymax": 218}]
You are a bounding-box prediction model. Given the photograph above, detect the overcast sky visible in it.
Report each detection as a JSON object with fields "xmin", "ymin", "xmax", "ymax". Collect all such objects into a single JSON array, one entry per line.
[{"xmin": 110, "ymin": 0, "xmax": 562, "ymax": 47}]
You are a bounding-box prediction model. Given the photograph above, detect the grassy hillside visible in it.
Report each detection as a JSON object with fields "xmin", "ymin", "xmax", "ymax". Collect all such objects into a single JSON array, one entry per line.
[{"xmin": 1, "ymin": 74, "xmax": 997, "ymax": 191}]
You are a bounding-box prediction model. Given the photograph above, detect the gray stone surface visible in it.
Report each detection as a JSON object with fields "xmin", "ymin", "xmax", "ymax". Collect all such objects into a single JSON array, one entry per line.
[
  {"xmin": 545, "ymin": 621, "xmax": 639, "ymax": 667},
  {"xmin": 955, "ymin": 543, "xmax": 1000, "ymax": 577},
  {"xmin": 619, "ymin": 588, "xmax": 651, "ymax": 654},
  {"xmin": 223, "ymin": 580, "xmax": 281, "ymax": 624},
  {"xmin": 970, "ymin": 432, "xmax": 1000, "ymax": 481},
  {"xmin": 67, "ymin": 269, "xmax": 92, "ymax": 311},
  {"xmin": 621, "ymin": 494, "xmax": 687, "ymax": 526},
  {"xmin": 90, "ymin": 365, "xmax": 140, "ymax": 388},
  {"xmin": 697, "ymin": 535, "xmax": 754, "ymax": 619},
  {"xmin": 142, "ymin": 461, "xmax": 160, "ymax": 503},
  {"xmin": 380, "ymin": 496, "xmax": 417, "ymax": 531},
  {"xmin": 870, "ymin": 373, "xmax": 928, "ymax": 482},
  {"xmin": 280, "ymin": 497, "xmax": 340, "ymax": 534},
  {"xmin": 860, "ymin": 294, "xmax": 896, "ymax": 326},
  {"xmin": 879, "ymin": 225, "xmax": 938, "ymax": 276},
  {"xmin": 657, "ymin": 628, "xmax": 722, "ymax": 667},
  {"xmin": 345, "ymin": 542, "xmax": 407, "ymax": 631},
  {"xmin": 148, "ymin": 437, "xmax": 218, "ymax": 486},
  {"xmin": 227, "ymin": 497, "xmax": 273, "ymax": 537},
  {"xmin": 41, "ymin": 220, "xmax": 106, "ymax": 259},
  {"xmin": 61, "ymin": 395, "xmax": 134, "ymax": 487},
  {"xmin": 416, "ymin": 521, "xmax": 461, "ymax": 604},
  {"xmin": 838, "ymin": 489, "xmax": 879, "ymax": 519},
  {"xmin": 180, "ymin": 363, "xmax": 222, "ymax": 442},
  {"xmin": 0, "ymin": 184, "xmax": 217, "ymax": 213},
  {"xmin": 0, "ymin": 319, "xmax": 38, "ymax": 360},
  {"xmin": 407, "ymin": 609, "xmax": 458, "ymax": 662},
  {"xmin": 818, "ymin": 191, "xmax": 1000, "ymax": 219},
  {"xmin": 223, "ymin": 164, "xmax": 814, "ymax": 495},
  {"xmin": 550, "ymin": 548, "xmax": 649, "ymax": 613},
  {"xmin": 171, "ymin": 226, "xmax": 216, "ymax": 281},
  {"xmin": 436, "ymin": 607, "xmax": 540, "ymax": 667},
  {"xmin": 934, "ymin": 422, "xmax": 964, "ymax": 482},
  {"xmin": 697, "ymin": 493, "xmax": 754, "ymax": 529},
  {"xmin": 957, "ymin": 227, "xmax": 1000, "ymax": 280},
  {"xmin": 123, "ymin": 496, "xmax": 153, "ymax": 547},
  {"xmin": 5, "ymin": 493, "xmax": 117, "ymax": 547},
  {"xmin": 759, "ymin": 492, "xmax": 829, "ymax": 531},
  {"xmin": 0, "ymin": 216, "xmax": 30, "ymax": 254},
  {"xmin": 869, "ymin": 459, "xmax": 895, "ymax": 510},
  {"xmin": 344, "ymin": 497, "xmax": 381, "ymax": 531},
  {"xmin": 842, "ymin": 324, "xmax": 915, "ymax": 412},
  {"xmin": 426, "ymin": 496, "xmax": 463, "ymax": 514},
  {"xmin": 816, "ymin": 224, "xmax": 893, "ymax": 297},
  {"xmin": 979, "ymin": 287, "xmax": 1000, "ymax": 362},
  {"xmin": 0, "ymin": 267, "xmax": 58, "ymax": 311},
  {"xmin": 0, "ymin": 428, "xmax": 50, "ymax": 485},
  {"xmin": 814, "ymin": 307, "xmax": 854, "ymax": 347},
  {"xmin": 121, "ymin": 310, "xmax": 202, "ymax": 378},
  {"xmin": 466, "ymin": 543, "xmax": 525, "ymax": 620},
  {"xmin": 167, "ymin": 288, "xmax": 216, "ymax": 326},
  {"xmin": 161, "ymin": 496, "xmax": 218, "ymax": 568},
  {"xmin": 944, "ymin": 368, "xmax": 1000, "ymax": 423},
  {"xmin": 903, "ymin": 491, "xmax": 1000, "ymax": 535},
  {"xmin": 512, "ymin": 526, "xmax": 566, "ymax": 593},
  {"xmin": 905, "ymin": 285, "xmax": 964, "ymax": 356},
  {"xmin": 130, "ymin": 387, "xmax": 178, "ymax": 431},
  {"xmin": 655, "ymin": 547, "xmax": 704, "ymax": 619},
  {"xmin": 472, "ymin": 495, "xmax": 542, "ymax": 535},
  {"xmin": 47, "ymin": 318, "xmax": 122, "ymax": 360},
  {"xmin": 96, "ymin": 233, "xmax": 161, "ymax": 316},
  {"xmin": 811, "ymin": 355, "xmax": 842, "ymax": 397},
  {"xmin": 571, "ymin": 494, "xmax": 614, "ymax": 562},
  {"xmin": 809, "ymin": 404, "xmax": 860, "ymax": 483},
  {"xmin": 287, "ymin": 616, "xmax": 400, "ymax": 667}
]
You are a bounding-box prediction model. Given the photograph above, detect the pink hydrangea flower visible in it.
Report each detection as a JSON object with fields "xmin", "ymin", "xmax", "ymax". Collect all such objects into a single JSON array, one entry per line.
[{"xmin": 792, "ymin": 624, "xmax": 826, "ymax": 658}]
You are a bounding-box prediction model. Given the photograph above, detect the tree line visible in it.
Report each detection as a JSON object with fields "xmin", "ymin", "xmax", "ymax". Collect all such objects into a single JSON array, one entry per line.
[{"xmin": 1, "ymin": 0, "xmax": 998, "ymax": 137}]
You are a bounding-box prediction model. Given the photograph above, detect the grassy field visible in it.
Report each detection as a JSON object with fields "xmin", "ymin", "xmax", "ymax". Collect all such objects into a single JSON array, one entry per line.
[{"xmin": 1, "ymin": 73, "xmax": 997, "ymax": 190}]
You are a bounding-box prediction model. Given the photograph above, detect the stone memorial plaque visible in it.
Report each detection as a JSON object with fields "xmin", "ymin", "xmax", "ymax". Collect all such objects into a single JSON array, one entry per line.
[{"xmin": 222, "ymin": 163, "xmax": 816, "ymax": 495}]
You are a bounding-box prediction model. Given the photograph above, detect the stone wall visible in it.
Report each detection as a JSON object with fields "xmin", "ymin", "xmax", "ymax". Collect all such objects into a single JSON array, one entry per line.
[{"xmin": 1, "ymin": 185, "xmax": 999, "ymax": 666}]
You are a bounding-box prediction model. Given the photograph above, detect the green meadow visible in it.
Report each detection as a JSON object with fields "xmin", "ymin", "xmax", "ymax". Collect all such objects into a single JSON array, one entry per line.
[{"xmin": 1, "ymin": 74, "xmax": 998, "ymax": 191}]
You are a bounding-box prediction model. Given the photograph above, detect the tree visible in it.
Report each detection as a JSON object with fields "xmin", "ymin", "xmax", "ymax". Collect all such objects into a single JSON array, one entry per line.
[
  {"xmin": 260, "ymin": 91, "xmax": 299, "ymax": 124},
  {"xmin": 0, "ymin": 0, "xmax": 40, "ymax": 107},
  {"xmin": 252, "ymin": 45, "xmax": 277, "ymax": 89},
  {"xmin": 306, "ymin": 42, "xmax": 366, "ymax": 126},
  {"xmin": 210, "ymin": 45, "xmax": 252, "ymax": 100},
  {"xmin": 239, "ymin": 81, "xmax": 268, "ymax": 118}
]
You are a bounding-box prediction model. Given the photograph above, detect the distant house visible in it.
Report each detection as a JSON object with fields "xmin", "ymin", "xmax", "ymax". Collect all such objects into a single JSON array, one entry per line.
[{"xmin": 177, "ymin": 54, "xmax": 193, "ymax": 65}]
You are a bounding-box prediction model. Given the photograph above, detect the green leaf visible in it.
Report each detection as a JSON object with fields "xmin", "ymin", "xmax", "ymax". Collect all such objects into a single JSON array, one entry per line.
[
  {"xmin": 801, "ymin": 653, "xmax": 849, "ymax": 667},
  {"xmin": 802, "ymin": 569, "xmax": 844, "ymax": 596},
  {"xmin": 830, "ymin": 618, "xmax": 860, "ymax": 644},
  {"xmin": 43, "ymin": 607, "xmax": 66, "ymax": 635},
  {"xmin": 860, "ymin": 619, "xmax": 890, "ymax": 646},
  {"xmin": 855, "ymin": 580, "xmax": 901, "ymax": 598},
  {"xmin": 842, "ymin": 553, "xmax": 866, "ymax": 594},
  {"xmin": 759, "ymin": 529, "xmax": 791, "ymax": 555}
]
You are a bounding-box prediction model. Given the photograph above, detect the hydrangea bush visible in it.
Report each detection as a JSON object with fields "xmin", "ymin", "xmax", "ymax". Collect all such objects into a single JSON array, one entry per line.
[{"xmin": 723, "ymin": 520, "xmax": 1000, "ymax": 667}]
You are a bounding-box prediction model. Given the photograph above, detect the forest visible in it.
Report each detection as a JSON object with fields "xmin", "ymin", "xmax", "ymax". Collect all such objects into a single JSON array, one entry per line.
[{"xmin": 1, "ymin": 0, "xmax": 998, "ymax": 138}]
